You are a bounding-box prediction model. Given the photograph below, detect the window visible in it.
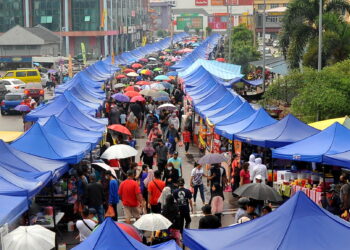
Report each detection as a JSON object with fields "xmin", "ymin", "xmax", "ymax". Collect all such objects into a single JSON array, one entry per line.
[
  {"xmin": 283, "ymin": 3, "xmax": 288, "ymax": 7},
  {"xmin": 72, "ymin": 0, "xmax": 100, "ymax": 31},
  {"xmin": 27, "ymin": 71, "xmax": 38, "ymax": 76},
  {"xmin": 1, "ymin": 81, "xmax": 11, "ymax": 86},
  {"xmin": 16, "ymin": 72, "xmax": 26, "ymax": 77},
  {"xmin": 266, "ymin": 16, "xmax": 279, "ymax": 22},
  {"xmin": 84, "ymin": 16, "xmax": 91, "ymax": 22},
  {"xmin": 270, "ymin": 4, "xmax": 279, "ymax": 8},
  {"xmin": 4, "ymin": 72, "xmax": 14, "ymax": 77},
  {"xmin": 5, "ymin": 95, "xmax": 22, "ymax": 101},
  {"xmin": 258, "ymin": 4, "xmax": 265, "ymax": 10},
  {"xmin": 0, "ymin": 0, "xmax": 24, "ymax": 32},
  {"xmin": 32, "ymin": 0, "xmax": 61, "ymax": 31}
]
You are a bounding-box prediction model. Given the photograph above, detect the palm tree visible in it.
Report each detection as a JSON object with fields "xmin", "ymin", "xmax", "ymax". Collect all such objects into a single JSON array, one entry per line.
[{"xmin": 280, "ymin": 0, "xmax": 350, "ymax": 69}]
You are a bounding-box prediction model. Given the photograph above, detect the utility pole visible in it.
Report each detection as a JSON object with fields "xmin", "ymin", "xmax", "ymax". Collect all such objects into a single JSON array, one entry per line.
[
  {"xmin": 318, "ymin": 0, "xmax": 322, "ymax": 71},
  {"xmin": 262, "ymin": 0, "xmax": 266, "ymax": 92},
  {"xmin": 226, "ymin": 2, "xmax": 232, "ymax": 63}
]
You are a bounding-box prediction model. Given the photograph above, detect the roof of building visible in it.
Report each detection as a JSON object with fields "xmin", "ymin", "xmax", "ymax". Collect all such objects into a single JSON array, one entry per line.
[{"xmin": 26, "ymin": 25, "xmax": 61, "ymax": 43}]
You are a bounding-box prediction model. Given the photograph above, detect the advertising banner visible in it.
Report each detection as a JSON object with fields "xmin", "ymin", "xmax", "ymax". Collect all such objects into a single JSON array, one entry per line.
[{"xmin": 195, "ymin": 0, "xmax": 208, "ymax": 5}]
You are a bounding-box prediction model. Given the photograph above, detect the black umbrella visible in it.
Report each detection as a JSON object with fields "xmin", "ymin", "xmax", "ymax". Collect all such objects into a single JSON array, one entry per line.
[
  {"xmin": 198, "ymin": 153, "xmax": 227, "ymax": 165},
  {"xmin": 234, "ymin": 183, "xmax": 282, "ymax": 202}
]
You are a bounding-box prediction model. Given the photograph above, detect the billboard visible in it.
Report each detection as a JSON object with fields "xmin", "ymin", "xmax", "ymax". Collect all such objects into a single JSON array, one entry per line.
[
  {"xmin": 176, "ymin": 14, "xmax": 203, "ymax": 30},
  {"xmin": 211, "ymin": 0, "xmax": 225, "ymax": 5},
  {"xmin": 195, "ymin": 0, "xmax": 208, "ymax": 5}
]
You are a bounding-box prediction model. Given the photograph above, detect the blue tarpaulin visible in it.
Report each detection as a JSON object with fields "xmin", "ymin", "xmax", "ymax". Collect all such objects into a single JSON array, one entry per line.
[
  {"xmin": 272, "ymin": 122, "xmax": 350, "ymax": 162},
  {"xmin": 73, "ymin": 217, "xmax": 180, "ymax": 250},
  {"xmin": 235, "ymin": 114, "xmax": 319, "ymax": 148},
  {"xmin": 0, "ymin": 195, "xmax": 28, "ymax": 226},
  {"xmin": 324, "ymin": 151, "xmax": 350, "ymax": 169},
  {"xmin": 183, "ymin": 191, "xmax": 350, "ymax": 250}
]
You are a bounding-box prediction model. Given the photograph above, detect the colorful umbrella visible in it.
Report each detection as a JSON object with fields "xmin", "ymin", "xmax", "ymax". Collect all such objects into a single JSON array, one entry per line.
[
  {"xmin": 123, "ymin": 68, "xmax": 135, "ymax": 73},
  {"xmin": 160, "ymin": 82, "xmax": 173, "ymax": 89},
  {"xmin": 140, "ymin": 89, "xmax": 158, "ymax": 97},
  {"xmin": 151, "ymin": 83, "xmax": 165, "ymax": 91},
  {"xmin": 124, "ymin": 86, "xmax": 140, "ymax": 92},
  {"xmin": 136, "ymin": 80, "xmax": 150, "ymax": 86},
  {"xmin": 124, "ymin": 91, "xmax": 141, "ymax": 97},
  {"xmin": 153, "ymin": 68, "xmax": 163, "ymax": 72},
  {"xmin": 114, "ymin": 83, "xmax": 125, "ymax": 88},
  {"xmin": 115, "ymin": 222, "xmax": 142, "ymax": 242},
  {"xmin": 166, "ymin": 71, "xmax": 178, "ymax": 76},
  {"xmin": 139, "ymin": 58, "xmax": 148, "ymax": 63},
  {"xmin": 154, "ymin": 75, "xmax": 170, "ymax": 81},
  {"xmin": 164, "ymin": 61, "xmax": 172, "ymax": 66},
  {"xmin": 130, "ymin": 96, "xmax": 146, "ymax": 103},
  {"xmin": 140, "ymin": 69, "xmax": 152, "ymax": 75},
  {"xmin": 131, "ymin": 63, "xmax": 143, "ymax": 69},
  {"xmin": 178, "ymin": 48, "xmax": 193, "ymax": 54},
  {"xmin": 157, "ymin": 103, "xmax": 176, "ymax": 111},
  {"xmin": 168, "ymin": 76, "xmax": 175, "ymax": 80},
  {"xmin": 116, "ymin": 74, "xmax": 127, "ymax": 79},
  {"xmin": 153, "ymin": 96, "xmax": 170, "ymax": 102},
  {"xmin": 14, "ymin": 104, "xmax": 31, "ymax": 112},
  {"xmin": 216, "ymin": 58, "xmax": 226, "ymax": 62},
  {"xmin": 148, "ymin": 57, "xmax": 157, "ymax": 61},
  {"xmin": 112, "ymin": 93, "xmax": 130, "ymax": 102},
  {"xmin": 108, "ymin": 124, "xmax": 131, "ymax": 135},
  {"xmin": 126, "ymin": 72, "xmax": 139, "ymax": 77}
]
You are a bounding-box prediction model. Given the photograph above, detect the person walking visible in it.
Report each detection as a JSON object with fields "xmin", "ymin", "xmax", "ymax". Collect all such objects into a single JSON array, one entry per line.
[
  {"xmin": 76, "ymin": 208, "xmax": 97, "ymax": 241},
  {"xmin": 182, "ymin": 128, "xmax": 191, "ymax": 155},
  {"xmin": 85, "ymin": 176, "xmax": 105, "ymax": 224},
  {"xmin": 145, "ymin": 112, "xmax": 159, "ymax": 135},
  {"xmin": 118, "ymin": 170, "xmax": 143, "ymax": 224},
  {"xmin": 190, "ymin": 163, "xmax": 207, "ymax": 206},
  {"xmin": 168, "ymin": 112, "xmax": 180, "ymax": 131},
  {"xmin": 148, "ymin": 125, "xmax": 162, "ymax": 142},
  {"xmin": 126, "ymin": 112, "xmax": 138, "ymax": 138},
  {"xmin": 166, "ymin": 124, "xmax": 180, "ymax": 154},
  {"xmin": 173, "ymin": 178, "xmax": 193, "ymax": 233},
  {"xmin": 140, "ymin": 141, "xmax": 155, "ymax": 169},
  {"xmin": 198, "ymin": 204, "xmax": 221, "ymax": 229},
  {"xmin": 163, "ymin": 163, "xmax": 179, "ymax": 190},
  {"xmin": 167, "ymin": 152, "xmax": 183, "ymax": 177},
  {"xmin": 147, "ymin": 170, "xmax": 166, "ymax": 213},
  {"xmin": 250, "ymin": 158, "xmax": 268, "ymax": 184},
  {"xmin": 106, "ymin": 171, "xmax": 119, "ymax": 221},
  {"xmin": 208, "ymin": 163, "xmax": 228, "ymax": 195},
  {"xmin": 161, "ymin": 194, "xmax": 181, "ymax": 245},
  {"xmin": 155, "ymin": 140, "xmax": 168, "ymax": 174},
  {"xmin": 240, "ymin": 162, "xmax": 251, "ymax": 186}
]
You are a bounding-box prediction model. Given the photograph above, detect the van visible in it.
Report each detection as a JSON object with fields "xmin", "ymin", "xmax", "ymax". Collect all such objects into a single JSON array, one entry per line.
[{"xmin": 1, "ymin": 69, "xmax": 41, "ymax": 83}]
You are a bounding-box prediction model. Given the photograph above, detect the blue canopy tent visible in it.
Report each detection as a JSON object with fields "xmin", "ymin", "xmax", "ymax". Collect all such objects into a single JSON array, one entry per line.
[
  {"xmin": 0, "ymin": 195, "xmax": 28, "ymax": 226},
  {"xmin": 208, "ymin": 102, "xmax": 254, "ymax": 126},
  {"xmin": 0, "ymin": 140, "xmax": 68, "ymax": 182},
  {"xmin": 183, "ymin": 191, "xmax": 350, "ymax": 250},
  {"xmin": 73, "ymin": 217, "xmax": 180, "ymax": 250},
  {"xmin": 40, "ymin": 116, "xmax": 102, "ymax": 145},
  {"xmin": 324, "ymin": 151, "xmax": 350, "ymax": 169},
  {"xmin": 272, "ymin": 122, "xmax": 350, "ymax": 162},
  {"xmin": 12, "ymin": 123, "xmax": 91, "ymax": 164},
  {"xmin": 235, "ymin": 114, "xmax": 319, "ymax": 148},
  {"xmin": 215, "ymin": 108, "xmax": 277, "ymax": 140}
]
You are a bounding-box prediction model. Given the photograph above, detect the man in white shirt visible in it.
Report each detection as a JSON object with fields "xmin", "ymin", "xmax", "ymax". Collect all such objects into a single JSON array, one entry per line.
[
  {"xmin": 250, "ymin": 158, "xmax": 268, "ymax": 184},
  {"xmin": 76, "ymin": 208, "xmax": 97, "ymax": 241}
]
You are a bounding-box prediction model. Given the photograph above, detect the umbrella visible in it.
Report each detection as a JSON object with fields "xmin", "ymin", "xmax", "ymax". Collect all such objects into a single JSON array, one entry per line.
[
  {"xmin": 101, "ymin": 144, "xmax": 138, "ymax": 160},
  {"xmin": 14, "ymin": 104, "xmax": 31, "ymax": 112},
  {"xmin": 114, "ymin": 83, "xmax": 125, "ymax": 88},
  {"xmin": 123, "ymin": 68, "xmax": 135, "ymax": 73},
  {"xmin": 154, "ymin": 75, "xmax": 170, "ymax": 81},
  {"xmin": 164, "ymin": 49, "xmax": 172, "ymax": 52},
  {"xmin": 148, "ymin": 57, "xmax": 157, "ymax": 61},
  {"xmin": 153, "ymin": 96, "xmax": 170, "ymax": 102},
  {"xmin": 108, "ymin": 124, "xmax": 131, "ymax": 135},
  {"xmin": 3, "ymin": 225, "xmax": 55, "ymax": 250},
  {"xmin": 157, "ymin": 103, "xmax": 176, "ymax": 111},
  {"xmin": 161, "ymin": 82, "xmax": 173, "ymax": 89},
  {"xmin": 216, "ymin": 58, "xmax": 226, "ymax": 62},
  {"xmin": 116, "ymin": 74, "xmax": 127, "ymax": 79},
  {"xmin": 140, "ymin": 69, "xmax": 152, "ymax": 76},
  {"xmin": 130, "ymin": 96, "xmax": 146, "ymax": 103},
  {"xmin": 116, "ymin": 222, "xmax": 142, "ymax": 242},
  {"xmin": 153, "ymin": 67, "xmax": 162, "ymax": 72},
  {"xmin": 131, "ymin": 63, "xmax": 143, "ymax": 69},
  {"xmin": 192, "ymin": 42, "xmax": 200, "ymax": 47},
  {"xmin": 178, "ymin": 48, "xmax": 193, "ymax": 54},
  {"xmin": 134, "ymin": 214, "xmax": 172, "ymax": 231},
  {"xmin": 92, "ymin": 162, "xmax": 117, "ymax": 178},
  {"xmin": 47, "ymin": 69, "xmax": 57, "ymax": 74},
  {"xmin": 164, "ymin": 61, "xmax": 172, "ymax": 66},
  {"xmin": 234, "ymin": 183, "xmax": 283, "ymax": 202},
  {"xmin": 112, "ymin": 93, "xmax": 130, "ymax": 102},
  {"xmin": 124, "ymin": 86, "xmax": 139, "ymax": 92},
  {"xmin": 136, "ymin": 80, "xmax": 150, "ymax": 86},
  {"xmin": 139, "ymin": 58, "xmax": 148, "ymax": 63},
  {"xmin": 33, "ymin": 62, "xmax": 41, "ymax": 66},
  {"xmin": 150, "ymin": 83, "xmax": 165, "ymax": 91},
  {"xmin": 198, "ymin": 153, "xmax": 227, "ymax": 165},
  {"xmin": 124, "ymin": 91, "xmax": 141, "ymax": 97},
  {"xmin": 127, "ymin": 72, "xmax": 139, "ymax": 77},
  {"xmin": 166, "ymin": 71, "xmax": 178, "ymax": 76},
  {"xmin": 139, "ymin": 89, "xmax": 159, "ymax": 97}
]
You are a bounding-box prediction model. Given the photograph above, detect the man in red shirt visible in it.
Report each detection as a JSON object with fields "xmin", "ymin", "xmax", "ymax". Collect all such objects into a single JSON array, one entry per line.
[
  {"xmin": 148, "ymin": 170, "xmax": 165, "ymax": 213},
  {"xmin": 118, "ymin": 170, "xmax": 143, "ymax": 224}
]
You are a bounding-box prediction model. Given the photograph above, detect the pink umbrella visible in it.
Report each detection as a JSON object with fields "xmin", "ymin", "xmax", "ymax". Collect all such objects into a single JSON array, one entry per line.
[{"xmin": 130, "ymin": 96, "xmax": 146, "ymax": 103}]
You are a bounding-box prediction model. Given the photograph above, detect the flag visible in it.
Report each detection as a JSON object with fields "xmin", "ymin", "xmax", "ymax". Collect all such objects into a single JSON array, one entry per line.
[
  {"xmin": 81, "ymin": 42, "xmax": 87, "ymax": 65},
  {"xmin": 142, "ymin": 36, "xmax": 147, "ymax": 46},
  {"xmin": 68, "ymin": 54, "xmax": 73, "ymax": 78},
  {"xmin": 100, "ymin": 9, "xmax": 107, "ymax": 28},
  {"xmin": 111, "ymin": 51, "xmax": 115, "ymax": 65}
]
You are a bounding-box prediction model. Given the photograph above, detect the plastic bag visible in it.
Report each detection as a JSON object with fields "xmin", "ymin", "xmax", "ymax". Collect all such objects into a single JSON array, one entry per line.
[{"xmin": 105, "ymin": 205, "xmax": 116, "ymax": 218}]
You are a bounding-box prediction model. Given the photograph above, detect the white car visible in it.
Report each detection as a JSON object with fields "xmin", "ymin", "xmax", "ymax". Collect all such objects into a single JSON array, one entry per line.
[
  {"xmin": 273, "ymin": 40, "xmax": 280, "ymax": 48},
  {"xmin": 0, "ymin": 79, "xmax": 26, "ymax": 93}
]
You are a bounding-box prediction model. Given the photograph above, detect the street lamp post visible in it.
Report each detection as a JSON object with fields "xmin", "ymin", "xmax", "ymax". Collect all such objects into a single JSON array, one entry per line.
[
  {"xmin": 262, "ymin": 0, "xmax": 266, "ymax": 92},
  {"xmin": 318, "ymin": 0, "xmax": 322, "ymax": 71}
]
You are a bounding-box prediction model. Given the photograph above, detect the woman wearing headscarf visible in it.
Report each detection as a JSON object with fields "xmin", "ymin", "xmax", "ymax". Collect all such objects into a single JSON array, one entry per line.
[
  {"xmin": 126, "ymin": 112, "xmax": 138, "ymax": 138},
  {"xmin": 148, "ymin": 125, "xmax": 162, "ymax": 142},
  {"xmin": 168, "ymin": 112, "xmax": 180, "ymax": 130},
  {"xmin": 143, "ymin": 169, "xmax": 155, "ymax": 213},
  {"xmin": 158, "ymin": 186, "xmax": 172, "ymax": 209},
  {"xmin": 140, "ymin": 141, "xmax": 155, "ymax": 169},
  {"xmin": 250, "ymin": 158, "xmax": 268, "ymax": 184},
  {"xmin": 161, "ymin": 194, "xmax": 181, "ymax": 245},
  {"xmin": 247, "ymin": 154, "xmax": 256, "ymax": 176}
]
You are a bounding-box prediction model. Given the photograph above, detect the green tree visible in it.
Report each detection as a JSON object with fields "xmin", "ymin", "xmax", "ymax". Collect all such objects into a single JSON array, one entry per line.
[
  {"xmin": 156, "ymin": 30, "xmax": 165, "ymax": 38},
  {"xmin": 280, "ymin": 0, "xmax": 350, "ymax": 69},
  {"xmin": 205, "ymin": 26, "xmax": 212, "ymax": 37},
  {"xmin": 195, "ymin": 28, "xmax": 201, "ymax": 36},
  {"xmin": 225, "ymin": 25, "xmax": 260, "ymax": 73}
]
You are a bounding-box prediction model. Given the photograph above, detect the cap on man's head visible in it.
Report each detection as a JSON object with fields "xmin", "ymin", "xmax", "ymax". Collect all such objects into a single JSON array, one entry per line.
[
  {"xmin": 178, "ymin": 178, "xmax": 185, "ymax": 185},
  {"xmin": 174, "ymin": 151, "xmax": 178, "ymax": 155},
  {"xmin": 255, "ymin": 174, "xmax": 263, "ymax": 180}
]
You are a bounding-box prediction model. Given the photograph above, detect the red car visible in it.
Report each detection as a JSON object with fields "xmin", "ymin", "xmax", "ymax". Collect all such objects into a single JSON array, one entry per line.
[{"xmin": 24, "ymin": 83, "xmax": 44, "ymax": 101}]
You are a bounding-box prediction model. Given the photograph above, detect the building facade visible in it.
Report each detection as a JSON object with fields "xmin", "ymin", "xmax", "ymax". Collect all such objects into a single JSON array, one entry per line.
[
  {"xmin": 0, "ymin": 0, "xmax": 149, "ymax": 58},
  {"xmin": 149, "ymin": 0, "xmax": 173, "ymax": 32},
  {"xmin": 171, "ymin": 0, "xmax": 254, "ymax": 34}
]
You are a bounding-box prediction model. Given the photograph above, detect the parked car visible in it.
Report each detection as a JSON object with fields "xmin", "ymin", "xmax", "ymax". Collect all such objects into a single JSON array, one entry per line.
[
  {"xmin": 0, "ymin": 79, "xmax": 26, "ymax": 93},
  {"xmin": 0, "ymin": 83, "xmax": 8, "ymax": 102},
  {"xmin": 273, "ymin": 40, "xmax": 280, "ymax": 48},
  {"xmin": 0, "ymin": 93, "xmax": 26, "ymax": 115},
  {"xmin": 1, "ymin": 69, "xmax": 41, "ymax": 83},
  {"xmin": 24, "ymin": 83, "xmax": 44, "ymax": 101}
]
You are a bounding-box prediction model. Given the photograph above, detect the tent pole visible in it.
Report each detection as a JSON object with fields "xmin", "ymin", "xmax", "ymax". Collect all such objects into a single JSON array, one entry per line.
[
  {"xmin": 51, "ymin": 183, "xmax": 58, "ymax": 250},
  {"xmin": 322, "ymin": 164, "xmax": 326, "ymax": 197},
  {"xmin": 270, "ymin": 158, "xmax": 274, "ymax": 187}
]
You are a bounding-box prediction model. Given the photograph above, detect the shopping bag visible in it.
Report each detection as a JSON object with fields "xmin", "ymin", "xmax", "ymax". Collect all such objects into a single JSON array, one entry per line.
[{"xmin": 105, "ymin": 205, "xmax": 116, "ymax": 218}]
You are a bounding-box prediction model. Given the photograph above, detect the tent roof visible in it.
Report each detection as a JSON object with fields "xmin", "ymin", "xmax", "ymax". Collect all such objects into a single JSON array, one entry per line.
[
  {"xmin": 236, "ymin": 114, "xmax": 319, "ymax": 148},
  {"xmin": 0, "ymin": 140, "xmax": 68, "ymax": 182},
  {"xmin": 215, "ymin": 108, "xmax": 277, "ymax": 140},
  {"xmin": 73, "ymin": 217, "xmax": 180, "ymax": 250},
  {"xmin": 308, "ymin": 116, "xmax": 350, "ymax": 130},
  {"xmin": 11, "ymin": 123, "xmax": 90, "ymax": 164},
  {"xmin": 272, "ymin": 122, "xmax": 350, "ymax": 162},
  {"xmin": 323, "ymin": 151, "xmax": 350, "ymax": 169},
  {"xmin": 0, "ymin": 195, "xmax": 28, "ymax": 226},
  {"xmin": 184, "ymin": 191, "xmax": 350, "ymax": 250}
]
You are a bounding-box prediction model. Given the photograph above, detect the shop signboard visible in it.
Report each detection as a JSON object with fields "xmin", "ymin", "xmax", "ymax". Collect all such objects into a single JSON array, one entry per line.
[
  {"xmin": 176, "ymin": 14, "xmax": 203, "ymax": 30},
  {"xmin": 211, "ymin": 0, "xmax": 225, "ymax": 5},
  {"xmin": 195, "ymin": 0, "xmax": 208, "ymax": 5},
  {"xmin": 208, "ymin": 15, "xmax": 229, "ymax": 29}
]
